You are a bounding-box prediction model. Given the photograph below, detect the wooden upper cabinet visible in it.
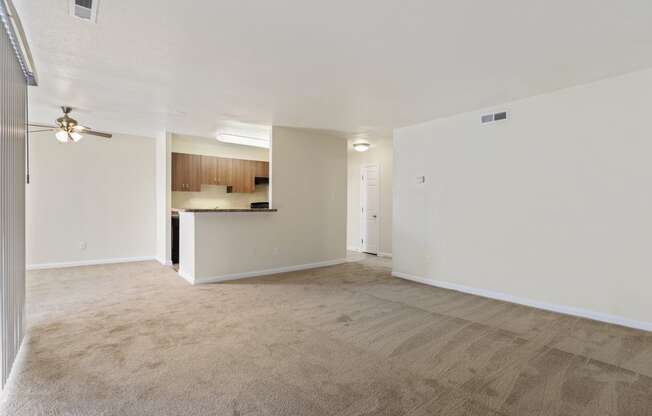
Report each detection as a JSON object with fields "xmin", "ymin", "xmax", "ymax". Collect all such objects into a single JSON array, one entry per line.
[
  {"xmin": 173, "ymin": 153, "xmax": 267, "ymax": 193},
  {"xmin": 172, "ymin": 153, "xmax": 201, "ymax": 192},
  {"xmin": 188, "ymin": 154, "xmax": 202, "ymax": 191},
  {"xmin": 230, "ymin": 159, "xmax": 245, "ymax": 193},
  {"xmin": 216, "ymin": 157, "xmax": 232, "ymax": 186},
  {"xmin": 201, "ymin": 155, "xmax": 218, "ymax": 185},
  {"xmin": 171, "ymin": 153, "xmax": 183, "ymax": 191},
  {"xmin": 255, "ymin": 161, "xmax": 269, "ymax": 178},
  {"xmin": 244, "ymin": 160, "xmax": 256, "ymax": 193},
  {"xmin": 230, "ymin": 159, "xmax": 256, "ymax": 193},
  {"xmin": 172, "ymin": 153, "xmax": 191, "ymax": 191}
]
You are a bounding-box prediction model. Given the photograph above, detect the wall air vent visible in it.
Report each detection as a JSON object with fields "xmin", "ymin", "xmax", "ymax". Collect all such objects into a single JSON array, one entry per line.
[{"xmin": 70, "ymin": 0, "xmax": 99, "ymax": 22}]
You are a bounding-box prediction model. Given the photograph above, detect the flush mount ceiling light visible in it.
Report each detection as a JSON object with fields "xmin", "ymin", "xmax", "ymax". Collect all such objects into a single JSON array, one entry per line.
[
  {"xmin": 352, "ymin": 141, "xmax": 370, "ymax": 152},
  {"xmin": 217, "ymin": 133, "xmax": 269, "ymax": 149}
]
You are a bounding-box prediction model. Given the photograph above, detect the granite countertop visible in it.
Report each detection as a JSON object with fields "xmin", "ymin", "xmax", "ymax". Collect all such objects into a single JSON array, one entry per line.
[{"xmin": 172, "ymin": 208, "xmax": 277, "ymax": 213}]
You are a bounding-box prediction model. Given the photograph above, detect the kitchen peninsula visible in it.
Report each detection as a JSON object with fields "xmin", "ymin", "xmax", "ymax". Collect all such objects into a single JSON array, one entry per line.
[
  {"xmin": 177, "ymin": 208, "xmax": 281, "ymax": 285},
  {"xmin": 170, "ymin": 133, "xmax": 272, "ymax": 265},
  {"xmin": 174, "ymin": 208, "xmax": 277, "ymax": 213},
  {"xmin": 170, "ymin": 126, "xmax": 347, "ymax": 287}
]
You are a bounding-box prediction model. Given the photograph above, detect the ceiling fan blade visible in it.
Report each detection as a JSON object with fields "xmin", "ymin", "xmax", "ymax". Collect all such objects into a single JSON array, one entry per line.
[
  {"xmin": 28, "ymin": 128, "xmax": 56, "ymax": 133},
  {"xmin": 28, "ymin": 123, "xmax": 57, "ymax": 129},
  {"xmin": 83, "ymin": 130, "xmax": 112, "ymax": 139}
]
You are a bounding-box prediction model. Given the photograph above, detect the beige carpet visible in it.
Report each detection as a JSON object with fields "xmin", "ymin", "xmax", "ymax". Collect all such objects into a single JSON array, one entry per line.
[{"xmin": 1, "ymin": 257, "xmax": 651, "ymax": 416}]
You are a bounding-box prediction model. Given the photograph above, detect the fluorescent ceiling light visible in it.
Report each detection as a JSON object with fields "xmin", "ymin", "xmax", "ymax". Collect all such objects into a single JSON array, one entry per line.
[
  {"xmin": 353, "ymin": 142, "xmax": 370, "ymax": 152},
  {"xmin": 217, "ymin": 133, "xmax": 269, "ymax": 148}
]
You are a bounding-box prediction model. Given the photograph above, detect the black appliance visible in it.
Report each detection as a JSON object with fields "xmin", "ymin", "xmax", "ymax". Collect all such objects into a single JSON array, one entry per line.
[
  {"xmin": 171, "ymin": 215, "xmax": 179, "ymax": 264},
  {"xmin": 250, "ymin": 202, "xmax": 269, "ymax": 209}
]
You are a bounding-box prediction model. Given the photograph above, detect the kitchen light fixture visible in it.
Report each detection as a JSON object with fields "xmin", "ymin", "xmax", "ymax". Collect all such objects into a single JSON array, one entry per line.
[
  {"xmin": 217, "ymin": 133, "xmax": 269, "ymax": 149},
  {"xmin": 353, "ymin": 141, "xmax": 370, "ymax": 152}
]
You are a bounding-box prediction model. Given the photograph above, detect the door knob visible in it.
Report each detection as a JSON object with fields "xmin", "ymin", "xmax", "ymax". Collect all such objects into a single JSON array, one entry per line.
[{"xmin": 372, "ymin": 215, "xmax": 377, "ymax": 218}]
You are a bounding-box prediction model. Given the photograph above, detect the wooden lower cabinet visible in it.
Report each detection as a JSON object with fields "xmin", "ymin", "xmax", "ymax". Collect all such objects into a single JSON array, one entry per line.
[{"xmin": 173, "ymin": 153, "xmax": 268, "ymax": 193}]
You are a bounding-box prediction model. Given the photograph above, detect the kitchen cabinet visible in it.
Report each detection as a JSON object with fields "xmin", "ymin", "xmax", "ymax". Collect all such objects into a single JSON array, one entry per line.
[
  {"xmin": 201, "ymin": 155, "xmax": 218, "ymax": 185},
  {"xmin": 173, "ymin": 153, "xmax": 269, "ymax": 193},
  {"xmin": 231, "ymin": 159, "xmax": 256, "ymax": 193},
  {"xmin": 216, "ymin": 157, "xmax": 233, "ymax": 186},
  {"xmin": 245, "ymin": 160, "xmax": 257, "ymax": 192},
  {"xmin": 172, "ymin": 153, "xmax": 201, "ymax": 192},
  {"xmin": 255, "ymin": 160, "xmax": 269, "ymax": 178}
]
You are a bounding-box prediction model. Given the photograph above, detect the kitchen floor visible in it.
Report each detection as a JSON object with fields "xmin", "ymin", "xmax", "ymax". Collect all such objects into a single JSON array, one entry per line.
[{"xmin": 2, "ymin": 256, "xmax": 651, "ymax": 415}]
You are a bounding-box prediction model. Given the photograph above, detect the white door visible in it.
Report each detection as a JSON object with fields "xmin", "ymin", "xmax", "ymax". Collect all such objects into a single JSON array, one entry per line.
[{"xmin": 361, "ymin": 165, "xmax": 380, "ymax": 254}]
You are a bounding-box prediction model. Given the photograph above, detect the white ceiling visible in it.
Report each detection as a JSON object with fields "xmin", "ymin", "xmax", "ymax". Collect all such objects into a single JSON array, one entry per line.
[{"xmin": 15, "ymin": 0, "xmax": 652, "ymax": 139}]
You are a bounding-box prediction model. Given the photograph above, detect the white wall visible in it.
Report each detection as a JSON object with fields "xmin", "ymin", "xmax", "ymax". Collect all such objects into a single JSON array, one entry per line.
[
  {"xmin": 155, "ymin": 131, "xmax": 172, "ymax": 265},
  {"xmin": 347, "ymin": 138, "xmax": 393, "ymax": 255},
  {"xmin": 27, "ymin": 132, "xmax": 156, "ymax": 268},
  {"xmin": 179, "ymin": 126, "xmax": 347, "ymax": 282},
  {"xmin": 172, "ymin": 184, "xmax": 269, "ymax": 210},
  {"xmin": 171, "ymin": 133, "xmax": 269, "ymax": 161},
  {"xmin": 394, "ymin": 68, "xmax": 652, "ymax": 329}
]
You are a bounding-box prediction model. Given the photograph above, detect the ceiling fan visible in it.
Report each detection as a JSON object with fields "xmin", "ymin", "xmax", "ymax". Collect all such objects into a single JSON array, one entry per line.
[{"xmin": 28, "ymin": 106, "xmax": 112, "ymax": 143}]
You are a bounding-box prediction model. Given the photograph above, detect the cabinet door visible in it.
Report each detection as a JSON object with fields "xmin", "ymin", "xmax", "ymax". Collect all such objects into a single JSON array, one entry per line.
[
  {"xmin": 216, "ymin": 157, "xmax": 232, "ymax": 186},
  {"xmin": 230, "ymin": 159, "xmax": 256, "ymax": 193},
  {"xmin": 244, "ymin": 160, "xmax": 256, "ymax": 192},
  {"xmin": 188, "ymin": 154, "xmax": 202, "ymax": 192},
  {"xmin": 201, "ymin": 155, "xmax": 218, "ymax": 185},
  {"xmin": 172, "ymin": 153, "xmax": 189, "ymax": 191},
  {"xmin": 230, "ymin": 159, "xmax": 245, "ymax": 192},
  {"xmin": 255, "ymin": 161, "xmax": 269, "ymax": 178}
]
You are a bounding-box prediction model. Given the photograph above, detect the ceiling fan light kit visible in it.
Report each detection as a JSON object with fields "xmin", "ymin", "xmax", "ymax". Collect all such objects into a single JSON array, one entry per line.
[
  {"xmin": 55, "ymin": 130, "xmax": 82, "ymax": 143},
  {"xmin": 28, "ymin": 106, "xmax": 113, "ymax": 143}
]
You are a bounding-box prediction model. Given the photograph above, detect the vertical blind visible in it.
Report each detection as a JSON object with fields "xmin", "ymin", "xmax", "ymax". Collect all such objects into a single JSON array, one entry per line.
[{"xmin": 0, "ymin": 14, "xmax": 27, "ymax": 388}]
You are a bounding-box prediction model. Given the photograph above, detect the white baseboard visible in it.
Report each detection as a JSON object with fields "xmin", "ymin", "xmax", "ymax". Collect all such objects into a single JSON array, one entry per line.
[
  {"xmin": 348, "ymin": 247, "xmax": 392, "ymax": 259},
  {"xmin": 392, "ymin": 271, "xmax": 652, "ymax": 333},
  {"xmin": 182, "ymin": 258, "xmax": 348, "ymax": 285},
  {"xmin": 177, "ymin": 268, "xmax": 194, "ymax": 285},
  {"xmin": 27, "ymin": 256, "xmax": 157, "ymax": 271},
  {"xmin": 156, "ymin": 257, "xmax": 173, "ymax": 267}
]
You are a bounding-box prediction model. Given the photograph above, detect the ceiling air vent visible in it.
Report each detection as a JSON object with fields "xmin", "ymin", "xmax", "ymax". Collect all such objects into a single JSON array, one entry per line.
[
  {"xmin": 70, "ymin": 0, "xmax": 99, "ymax": 22},
  {"xmin": 481, "ymin": 111, "xmax": 508, "ymax": 124}
]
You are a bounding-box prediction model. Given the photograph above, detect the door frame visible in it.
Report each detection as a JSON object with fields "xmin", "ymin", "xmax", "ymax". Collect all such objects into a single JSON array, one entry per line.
[{"xmin": 360, "ymin": 164, "xmax": 381, "ymax": 254}]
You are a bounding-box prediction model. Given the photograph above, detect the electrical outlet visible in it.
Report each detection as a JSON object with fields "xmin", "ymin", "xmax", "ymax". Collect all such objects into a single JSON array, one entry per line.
[{"xmin": 79, "ymin": 241, "xmax": 87, "ymax": 250}]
